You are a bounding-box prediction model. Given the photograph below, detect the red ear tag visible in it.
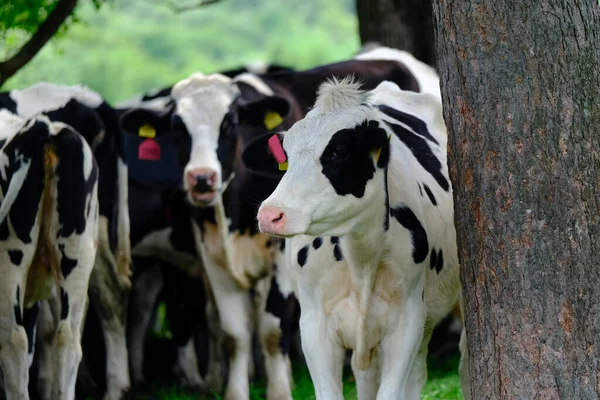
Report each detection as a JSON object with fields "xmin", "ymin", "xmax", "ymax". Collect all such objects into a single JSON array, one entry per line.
[
  {"xmin": 138, "ymin": 139, "xmax": 161, "ymax": 161},
  {"xmin": 268, "ymin": 134, "xmax": 287, "ymax": 164}
]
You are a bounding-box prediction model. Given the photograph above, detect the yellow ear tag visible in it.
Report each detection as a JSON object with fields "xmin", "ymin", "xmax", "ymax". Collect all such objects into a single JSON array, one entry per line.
[
  {"xmin": 139, "ymin": 124, "xmax": 156, "ymax": 139},
  {"xmin": 264, "ymin": 111, "xmax": 283, "ymax": 130},
  {"xmin": 278, "ymin": 161, "xmax": 288, "ymax": 171}
]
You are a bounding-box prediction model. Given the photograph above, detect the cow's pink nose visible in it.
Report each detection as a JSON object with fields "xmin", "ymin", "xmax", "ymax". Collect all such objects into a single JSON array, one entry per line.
[{"xmin": 257, "ymin": 207, "xmax": 286, "ymax": 234}]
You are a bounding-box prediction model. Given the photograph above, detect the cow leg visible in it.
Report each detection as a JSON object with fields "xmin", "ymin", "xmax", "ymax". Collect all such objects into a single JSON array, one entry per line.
[
  {"xmin": 89, "ymin": 217, "xmax": 131, "ymax": 400},
  {"xmin": 50, "ymin": 231, "xmax": 96, "ymax": 400},
  {"xmin": 376, "ymin": 278, "xmax": 425, "ymax": 400},
  {"xmin": 299, "ymin": 310, "xmax": 345, "ymax": 400},
  {"xmin": 202, "ymin": 260, "xmax": 251, "ymax": 400},
  {"xmin": 202, "ymin": 295, "xmax": 224, "ymax": 392},
  {"xmin": 351, "ymin": 348, "xmax": 379, "ymax": 400},
  {"xmin": 0, "ymin": 276, "xmax": 31, "ymax": 400},
  {"xmin": 405, "ymin": 326, "xmax": 434, "ymax": 400},
  {"xmin": 164, "ymin": 272, "xmax": 205, "ymax": 390},
  {"xmin": 254, "ymin": 277, "xmax": 292, "ymax": 400},
  {"xmin": 127, "ymin": 261, "xmax": 163, "ymax": 385},
  {"xmin": 35, "ymin": 300, "xmax": 57, "ymax": 400}
]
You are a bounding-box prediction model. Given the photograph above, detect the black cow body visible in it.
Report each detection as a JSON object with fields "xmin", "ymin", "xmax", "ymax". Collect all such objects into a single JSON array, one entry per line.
[
  {"xmin": 0, "ymin": 110, "xmax": 99, "ymax": 400},
  {"xmin": 0, "ymin": 83, "xmax": 133, "ymax": 400}
]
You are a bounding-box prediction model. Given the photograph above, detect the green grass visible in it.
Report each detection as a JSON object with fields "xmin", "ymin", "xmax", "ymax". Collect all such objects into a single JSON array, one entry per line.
[{"xmin": 128, "ymin": 351, "xmax": 464, "ymax": 400}]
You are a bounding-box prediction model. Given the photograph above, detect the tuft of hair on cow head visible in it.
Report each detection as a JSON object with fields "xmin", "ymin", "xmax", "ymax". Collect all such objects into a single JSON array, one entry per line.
[{"xmin": 240, "ymin": 132, "xmax": 287, "ymax": 178}]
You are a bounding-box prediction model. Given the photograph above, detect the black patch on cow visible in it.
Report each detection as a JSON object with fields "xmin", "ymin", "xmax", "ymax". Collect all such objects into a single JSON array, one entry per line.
[
  {"xmin": 331, "ymin": 236, "xmax": 339, "ymax": 245},
  {"xmin": 418, "ymin": 183, "xmax": 423, "ymax": 197},
  {"xmin": 54, "ymin": 129, "xmax": 99, "ymax": 240},
  {"xmin": 378, "ymin": 104, "xmax": 439, "ymax": 146},
  {"xmin": 297, "ymin": 246, "xmax": 309, "ymax": 267},
  {"xmin": 435, "ymin": 249, "xmax": 444, "ymax": 273},
  {"xmin": 0, "ymin": 139, "xmax": 7, "ymax": 149},
  {"xmin": 382, "ymin": 118, "xmax": 449, "ymax": 192},
  {"xmin": 265, "ymin": 274, "xmax": 297, "ymax": 355},
  {"xmin": 45, "ymin": 100, "xmax": 105, "ymax": 149},
  {"xmin": 141, "ymin": 86, "xmax": 172, "ymax": 101},
  {"xmin": 430, "ymin": 248, "xmax": 437, "ymax": 270},
  {"xmin": 383, "ymin": 167, "xmax": 390, "ymax": 231},
  {"xmin": 266, "ymin": 238, "xmax": 273, "ymax": 248},
  {"xmin": 23, "ymin": 303, "xmax": 40, "ymax": 354},
  {"xmin": 320, "ymin": 120, "xmax": 390, "ymax": 198},
  {"xmin": 0, "ymin": 93, "xmax": 18, "ymax": 113},
  {"xmin": 333, "ymin": 244, "xmax": 343, "ymax": 261},
  {"xmin": 14, "ymin": 286, "xmax": 22, "ymax": 325},
  {"xmin": 59, "ymin": 244, "xmax": 78, "ymax": 279},
  {"xmin": 60, "ymin": 288, "xmax": 69, "ymax": 320},
  {"xmin": 312, "ymin": 237, "xmax": 323, "ymax": 250},
  {"xmin": 390, "ymin": 206, "xmax": 429, "ymax": 264},
  {"xmin": 279, "ymin": 239, "xmax": 286, "ymax": 251},
  {"xmin": 423, "ymin": 184, "xmax": 437, "ymax": 206},
  {"xmin": 8, "ymin": 249, "xmax": 23, "ymax": 266},
  {"xmin": 0, "ymin": 121, "xmax": 50, "ymax": 243}
]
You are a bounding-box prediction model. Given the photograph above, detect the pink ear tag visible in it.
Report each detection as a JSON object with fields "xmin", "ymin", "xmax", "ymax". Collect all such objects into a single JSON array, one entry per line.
[
  {"xmin": 138, "ymin": 138, "xmax": 161, "ymax": 161},
  {"xmin": 267, "ymin": 134, "xmax": 287, "ymax": 171}
]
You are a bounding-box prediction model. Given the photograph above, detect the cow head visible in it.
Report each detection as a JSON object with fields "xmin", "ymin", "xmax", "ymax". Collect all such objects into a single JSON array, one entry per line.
[
  {"xmin": 251, "ymin": 78, "xmax": 391, "ymax": 237},
  {"xmin": 171, "ymin": 73, "xmax": 240, "ymax": 206}
]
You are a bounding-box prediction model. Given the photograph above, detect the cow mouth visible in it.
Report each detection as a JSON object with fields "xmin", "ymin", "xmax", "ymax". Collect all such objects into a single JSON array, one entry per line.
[{"xmin": 188, "ymin": 190, "xmax": 217, "ymax": 206}]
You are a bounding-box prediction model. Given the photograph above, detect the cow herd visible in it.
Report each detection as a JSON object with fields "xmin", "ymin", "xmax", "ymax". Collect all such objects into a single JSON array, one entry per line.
[{"xmin": 0, "ymin": 46, "xmax": 469, "ymax": 400}]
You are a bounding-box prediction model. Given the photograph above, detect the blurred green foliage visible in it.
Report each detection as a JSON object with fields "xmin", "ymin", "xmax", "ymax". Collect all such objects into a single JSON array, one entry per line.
[{"xmin": 2, "ymin": 0, "xmax": 359, "ymax": 103}]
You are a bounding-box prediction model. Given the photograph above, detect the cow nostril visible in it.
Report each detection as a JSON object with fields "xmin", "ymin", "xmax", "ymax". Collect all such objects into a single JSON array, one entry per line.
[
  {"xmin": 272, "ymin": 213, "xmax": 284, "ymax": 223},
  {"xmin": 193, "ymin": 176, "xmax": 213, "ymax": 193}
]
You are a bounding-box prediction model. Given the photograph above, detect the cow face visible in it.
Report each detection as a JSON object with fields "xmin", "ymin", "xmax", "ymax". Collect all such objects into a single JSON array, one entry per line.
[
  {"xmin": 254, "ymin": 80, "xmax": 390, "ymax": 237},
  {"xmin": 171, "ymin": 73, "xmax": 240, "ymax": 206}
]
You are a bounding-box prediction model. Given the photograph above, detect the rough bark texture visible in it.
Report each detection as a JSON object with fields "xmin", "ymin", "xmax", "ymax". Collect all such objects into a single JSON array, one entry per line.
[
  {"xmin": 432, "ymin": 1, "xmax": 600, "ymax": 398},
  {"xmin": 0, "ymin": 0, "xmax": 78, "ymax": 87},
  {"xmin": 356, "ymin": 0, "xmax": 435, "ymax": 66}
]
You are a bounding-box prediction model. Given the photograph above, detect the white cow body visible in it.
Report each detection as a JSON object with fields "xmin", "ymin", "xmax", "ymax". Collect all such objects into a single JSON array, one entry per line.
[{"xmin": 256, "ymin": 79, "xmax": 469, "ymax": 399}]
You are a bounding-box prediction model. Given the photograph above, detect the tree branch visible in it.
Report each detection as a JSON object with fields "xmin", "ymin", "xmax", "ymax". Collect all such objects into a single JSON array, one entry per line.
[
  {"xmin": 0, "ymin": 0, "xmax": 79, "ymax": 88},
  {"xmin": 150, "ymin": 0, "xmax": 223, "ymax": 14}
]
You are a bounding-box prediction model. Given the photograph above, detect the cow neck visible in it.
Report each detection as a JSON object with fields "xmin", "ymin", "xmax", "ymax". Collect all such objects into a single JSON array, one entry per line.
[{"xmin": 339, "ymin": 169, "xmax": 389, "ymax": 368}]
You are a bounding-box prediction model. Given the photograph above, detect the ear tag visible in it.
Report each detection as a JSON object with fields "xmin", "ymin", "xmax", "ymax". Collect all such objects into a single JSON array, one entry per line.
[
  {"xmin": 139, "ymin": 124, "xmax": 156, "ymax": 138},
  {"xmin": 264, "ymin": 111, "xmax": 283, "ymax": 130},
  {"xmin": 267, "ymin": 134, "xmax": 287, "ymax": 171},
  {"xmin": 138, "ymin": 139, "xmax": 161, "ymax": 161}
]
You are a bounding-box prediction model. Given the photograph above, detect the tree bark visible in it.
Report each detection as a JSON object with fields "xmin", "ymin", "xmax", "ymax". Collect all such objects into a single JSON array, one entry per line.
[
  {"xmin": 432, "ymin": 1, "xmax": 600, "ymax": 398},
  {"xmin": 356, "ymin": 0, "xmax": 435, "ymax": 67},
  {"xmin": 0, "ymin": 0, "xmax": 78, "ymax": 88}
]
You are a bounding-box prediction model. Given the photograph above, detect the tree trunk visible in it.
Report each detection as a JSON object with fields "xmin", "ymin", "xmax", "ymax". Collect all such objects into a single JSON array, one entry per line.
[
  {"xmin": 356, "ymin": 0, "xmax": 435, "ymax": 67},
  {"xmin": 432, "ymin": 1, "xmax": 600, "ymax": 398}
]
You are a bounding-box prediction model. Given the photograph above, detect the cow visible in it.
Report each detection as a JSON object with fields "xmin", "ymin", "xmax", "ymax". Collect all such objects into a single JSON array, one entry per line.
[
  {"xmin": 118, "ymin": 46, "xmax": 438, "ymax": 400},
  {"xmin": 0, "ymin": 83, "xmax": 132, "ymax": 400},
  {"xmin": 0, "ymin": 109, "xmax": 99, "ymax": 399},
  {"xmin": 246, "ymin": 78, "xmax": 469, "ymax": 399}
]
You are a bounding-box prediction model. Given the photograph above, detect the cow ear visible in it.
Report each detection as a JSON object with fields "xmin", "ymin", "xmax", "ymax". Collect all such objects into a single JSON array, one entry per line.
[
  {"xmin": 120, "ymin": 107, "xmax": 173, "ymax": 138},
  {"xmin": 238, "ymin": 96, "xmax": 290, "ymax": 131},
  {"xmin": 241, "ymin": 132, "xmax": 286, "ymax": 177}
]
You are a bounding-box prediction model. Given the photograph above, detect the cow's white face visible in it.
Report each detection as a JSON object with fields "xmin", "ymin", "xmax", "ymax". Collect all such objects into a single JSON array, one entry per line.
[
  {"xmin": 172, "ymin": 73, "xmax": 240, "ymax": 206},
  {"xmin": 257, "ymin": 80, "xmax": 391, "ymax": 237}
]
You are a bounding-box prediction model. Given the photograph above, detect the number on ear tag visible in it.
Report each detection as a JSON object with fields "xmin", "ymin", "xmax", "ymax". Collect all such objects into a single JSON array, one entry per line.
[
  {"xmin": 139, "ymin": 124, "xmax": 156, "ymax": 138},
  {"xmin": 264, "ymin": 111, "xmax": 283, "ymax": 130}
]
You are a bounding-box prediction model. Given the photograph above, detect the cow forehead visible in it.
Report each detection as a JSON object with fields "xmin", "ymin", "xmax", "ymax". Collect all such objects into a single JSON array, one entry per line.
[{"xmin": 283, "ymin": 105, "xmax": 375, "ymax": 154}]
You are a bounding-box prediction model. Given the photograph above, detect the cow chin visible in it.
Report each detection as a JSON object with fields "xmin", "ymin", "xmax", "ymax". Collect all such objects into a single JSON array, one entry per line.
[{"xmin": 187, "ymin": 190, "xmax": 217, "ymax": 207}]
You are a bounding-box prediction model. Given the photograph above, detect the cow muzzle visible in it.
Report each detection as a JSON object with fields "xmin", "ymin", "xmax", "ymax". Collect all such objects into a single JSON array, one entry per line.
[{"xmin": 186, "ymin": 168, "xmax": 218, "ymax": 205}]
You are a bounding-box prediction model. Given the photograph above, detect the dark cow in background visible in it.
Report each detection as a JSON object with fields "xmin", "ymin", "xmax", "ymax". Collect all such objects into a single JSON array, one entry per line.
[
  {"xmin": 0, "ymin": 83, "xmax": 132, "ymax": 400},
  {"xmin": 119, "ymin": 46, "xmax": 433, "ymax": 400},
  {"xmin": 0, "ymin": 110, "xmax": 99, "ymax": 399}
]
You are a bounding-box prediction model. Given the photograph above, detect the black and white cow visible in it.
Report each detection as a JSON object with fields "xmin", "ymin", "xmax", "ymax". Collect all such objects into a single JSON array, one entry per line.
[
  {"xmin": 246, "ymin": 78, "xmax": 469, "ymax": 399},
  {"xmin": 119, "ymin": 47, "xmax": 438, "ymax": 400},
  {"xmin": 0, "ymin": 109, "xmax": 99, "ymax": 399},
  {"xmin": 0, "ymin": 83, "xmax": 132, "ymax": 400}
]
